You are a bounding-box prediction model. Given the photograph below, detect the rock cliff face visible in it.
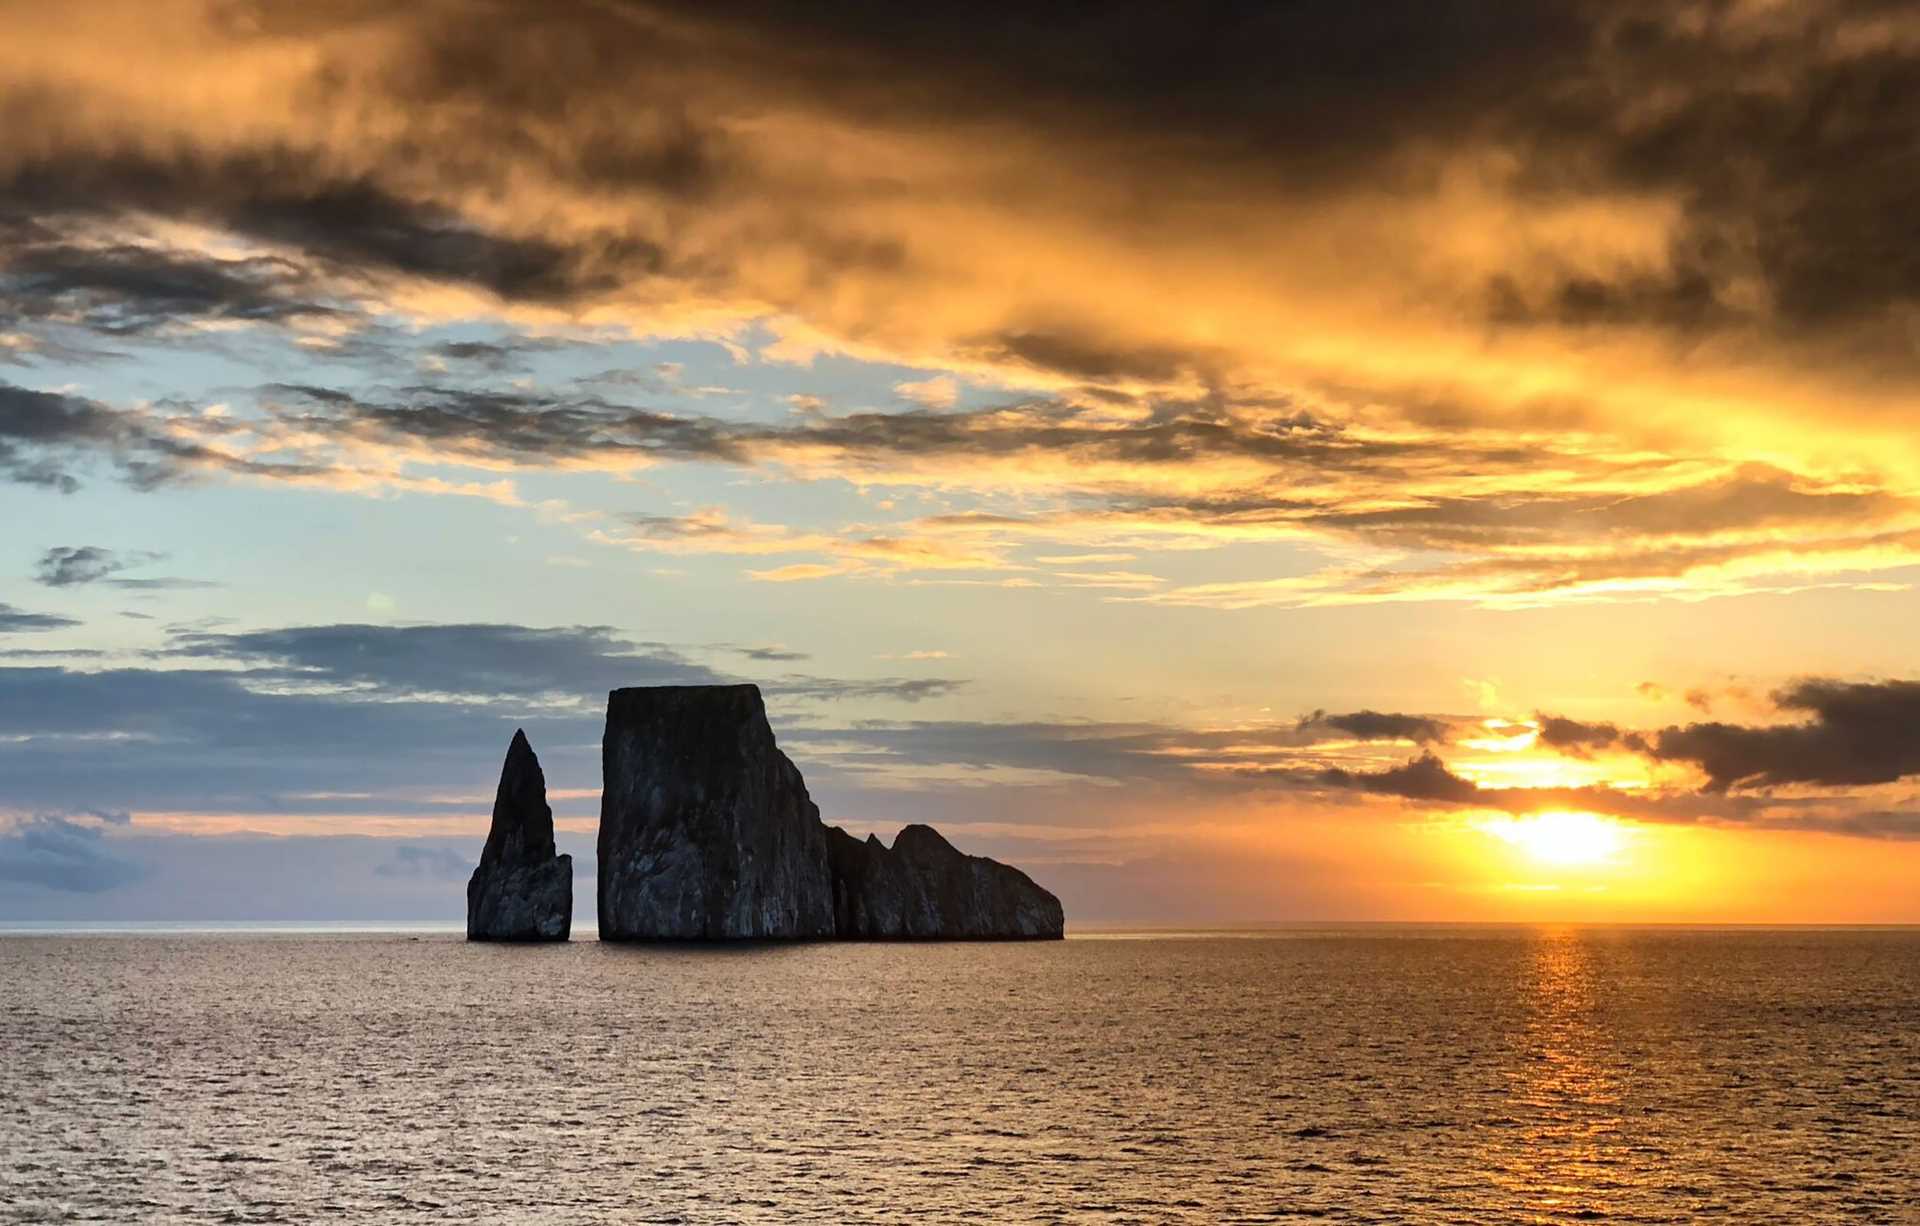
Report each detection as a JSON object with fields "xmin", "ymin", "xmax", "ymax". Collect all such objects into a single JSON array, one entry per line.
[
  {"xmin": 828, "ymin": 823, "xmax": 1066, "ymax": 939},
  {"xmin": 466, "ymin": 729, "xmax": 572, "ymax": 941},
  {"xmin": 598, "ymin": 685, "xmax": 836, "ymax": 940},
  {"xmin": 597, "ymin": 684, "xmax": 1064, "ymax": 941}
]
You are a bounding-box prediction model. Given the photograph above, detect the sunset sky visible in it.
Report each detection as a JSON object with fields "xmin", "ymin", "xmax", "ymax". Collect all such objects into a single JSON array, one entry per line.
[{"xmin": 4, "ymin": 0, "xmax": 1919, "ymax": 923}]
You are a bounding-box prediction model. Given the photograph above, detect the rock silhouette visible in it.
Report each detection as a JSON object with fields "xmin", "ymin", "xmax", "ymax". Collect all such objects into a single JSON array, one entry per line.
[
  {"xmin": 828, "ymin": 823, "xmax": 1065, "ymax": 939},
  {"xmin": 597, "ymin": 684, "xmax": 1064, "ymax": 941},
  {"xmin": 466, "ymin": 729, "xmax": 573, "ymax": 941},
  {"xmin": 598, "ymin": 685, "xmax": 836, "ymax": 939}
]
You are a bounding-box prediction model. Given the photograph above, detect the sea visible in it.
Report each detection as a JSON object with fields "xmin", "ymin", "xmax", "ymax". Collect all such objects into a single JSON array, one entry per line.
[{"xmin": 1, "ymin": 926, "xmax": 1915, "ymax": 1224}]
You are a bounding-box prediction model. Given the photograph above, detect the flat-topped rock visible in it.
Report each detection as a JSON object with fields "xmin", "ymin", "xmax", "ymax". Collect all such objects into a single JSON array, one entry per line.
[
  {"xmin": 829, "ymin": 823, "xmax": 1065, "ymax": 939},
  {"xmin": 595, "ymin": 683, "xmax": 1064, "ymax": 941},
  {"xmin": 597, "ymin": 684, "xmax": 835, "ymax": 940},
  {"xmin": 467, "ymin": 729, "xmax": 572, "ymax": 941}
]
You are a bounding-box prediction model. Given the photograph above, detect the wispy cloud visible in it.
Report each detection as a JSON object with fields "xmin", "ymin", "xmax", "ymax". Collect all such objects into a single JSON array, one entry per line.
[{"xmin": 0, "ymin": 603, "xmax": 79, "ymax": 634}]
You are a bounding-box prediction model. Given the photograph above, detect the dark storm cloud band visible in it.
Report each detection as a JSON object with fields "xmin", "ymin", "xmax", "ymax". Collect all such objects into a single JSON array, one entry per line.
[{"xmin": 0, "ymin": 0, "xmax": 1916, "ymax": 396}]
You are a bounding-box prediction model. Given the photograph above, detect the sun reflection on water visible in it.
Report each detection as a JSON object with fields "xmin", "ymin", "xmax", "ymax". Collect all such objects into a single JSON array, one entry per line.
[{"xmin": 1485, "ymin": 929, "xmax": 1636, "ymax": 1218}]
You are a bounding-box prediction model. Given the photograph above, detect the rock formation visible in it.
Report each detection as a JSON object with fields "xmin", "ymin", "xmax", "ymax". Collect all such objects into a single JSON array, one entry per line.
[
  {"xmin": 466, "ymin": 729, "xmax": 573, "ymax": 941},
  {"xmin": 597, "ymin": 683, "xmax": 1065, "ymax": 941},
  {"xmin": 598, "ymin": 685, "xmax": 836, "ymax": 939},
  {"xmin": 828, "ymin": 824, "xmax": 1066, "ymax": 939}
]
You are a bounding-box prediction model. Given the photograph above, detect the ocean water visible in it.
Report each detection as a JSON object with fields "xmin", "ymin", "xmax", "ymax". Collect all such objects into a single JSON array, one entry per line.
[{"xmin": 2, "ymin": 928, "xmax": 1915, "ymax": 1224}]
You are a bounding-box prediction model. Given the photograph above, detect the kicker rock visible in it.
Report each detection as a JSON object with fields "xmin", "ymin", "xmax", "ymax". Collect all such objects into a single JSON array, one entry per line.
[
  {"xmin": 597, "ymin": 684, "xmax": 835, "ymax": 940},
  {"xmin": 828, "ymin": 823, "xmax": 1065, "ymax": 939},
  {"xmin": 466, "ymin": 729, "xmax": 573, "ymax": 941}
]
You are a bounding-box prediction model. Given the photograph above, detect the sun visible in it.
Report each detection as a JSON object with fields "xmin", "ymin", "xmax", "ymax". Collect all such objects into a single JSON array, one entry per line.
[{"xmin": 1478, "ymin": 811, "xmax": 1629, "ymax": 867}]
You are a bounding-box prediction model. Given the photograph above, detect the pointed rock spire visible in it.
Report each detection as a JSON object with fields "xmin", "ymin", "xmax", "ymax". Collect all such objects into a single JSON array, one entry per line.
[{"xmin": 466, "ymin": 728, "xmax": 572, "ymax": 941}]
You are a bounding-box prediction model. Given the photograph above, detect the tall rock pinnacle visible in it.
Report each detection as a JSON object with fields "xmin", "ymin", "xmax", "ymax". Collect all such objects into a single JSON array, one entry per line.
[{"xmin": 466, "ymin": 729, "xmax": 573, "ymax": 941}]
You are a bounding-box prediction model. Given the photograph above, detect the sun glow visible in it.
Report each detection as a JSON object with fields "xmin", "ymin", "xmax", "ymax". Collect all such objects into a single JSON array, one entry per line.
[{"xmin": 1477, "ymin": 811, "xmax": 1629, "ymax": 867}]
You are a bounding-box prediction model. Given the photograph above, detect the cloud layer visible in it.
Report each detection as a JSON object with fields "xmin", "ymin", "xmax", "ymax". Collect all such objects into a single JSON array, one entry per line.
[{"xmin": 0, "ymin": 1, "xmax": 1917, "ymax": 611}]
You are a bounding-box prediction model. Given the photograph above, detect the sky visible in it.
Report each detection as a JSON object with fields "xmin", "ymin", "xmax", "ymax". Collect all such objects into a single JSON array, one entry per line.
[{"xmin": 3, "ymin": 0, "xmax": 1919, "ymax": 925}]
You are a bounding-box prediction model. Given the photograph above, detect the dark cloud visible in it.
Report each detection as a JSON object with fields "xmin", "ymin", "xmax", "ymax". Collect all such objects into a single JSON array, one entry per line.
[
  {"xmin": 1300, "ymin": 709, "xmax": 1450, "ymax": 744},
  {"xmin": 1304, "ymin": 751, "xmax": 1919, "ymax": 840},
  {"xmin": 163, "ymin": 620, "xmax": 967, "ymax": 707},
  {"xmin": 1485, "ymin": 266, "xmax": 1732, "ymax": 333},
  {"xmin": 0, "ymin": 229, "xmax": 339, "ymax": 339},
  {"xmin": 736, "ymin": 644, "xmax": 809, "ymax": 662},
  {"xmin": 0, "ymin": 810, "xmax": 145, "ymax": 894},
  {"xmin": 30, "ymin": 545, "xmax": 210, "ymax": 593},
  {"xmin": 0, "ymin": 621, "xmax": 974, "ymax": 815},
  {"xmin": 0, "ymin": 382, "xmax": 127, "ymax": 491},
  {"xmin": 373, "ymin": 844, "xmax": 472, "ymax": 881},
  {"xmin": 0, "ymin": 149, "xmax": 657, "ymax": 304},
  {"xmin": 0, "ymin": 0, "xmax": 1911, "ymax": 405},
  {"xmin": 1648, "ymin": 678, "xmax": 1920, "ymax": 792},
  {"xmin": 1317, "ymin": 753, "xmax": 1484, "ymax": 804},
  {"xmin": 1310, "ymin": 750, "xmax": 1728, "ymax": 825},
  {"xmin": 0, "ymin": 662, "xmax": 538, "ymax": 814},
  {"xmin": 34, "ymin": 545, "xmax": 133, "ymax": 587},
  {"xmin": 462, "ymin": 2, "xmax": 1920, "ymax": 362},
  {"xmin": 1535, "ymin": 714, "xmax": 1630, "ymax": 756},
  {"xmin": 1811, "ymin": 809, "xmax": 1920, "ymax": 840},
  {"xmin": 0, "ymin": 622, "xmax": 715, "ymax": 817},
  {"xmin": 607, "ymin": 1, "xmax": 1592, "ymax": 184},
  {"xmin": 787, "ymin": 399, "xmax": 1392, "ymax": 469},
  {"xmin": 770, "ymin": 675, "xmax": 964, "ymax": 705},
  {"xmin": 1548, "ymin": 6, "xmax": 1920, "ymax": 335},
  {"xmin": 163, "ymin": 622, "xmax": 722, "ymax": 700},
  {"xmin": 963, "ymin": 330, "xmax": 1213, "ymax": 386},
  {"xmin": 423, "ymin": 336, "xmax": 573, "ymax": 374},
  {"xmin": 264, "ymin": 383, "xmax": 749, "ymax": 466},
  {"xmin": 0, "ymin": 603, "xmax": 78, "ymax": 634},
  {"xmin": 432, "ymin": 340, "xmax": 519, "ymax": 366},
  {"xmin": 0, "ymin": 379, "xmax": 337, "ymax": 492}
]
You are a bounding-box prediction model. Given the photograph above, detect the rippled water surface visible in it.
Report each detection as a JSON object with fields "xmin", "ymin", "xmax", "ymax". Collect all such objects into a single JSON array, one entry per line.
[{"xmin": 3, "ymin": 928, "xmax": 1916, "ymax": 1223}]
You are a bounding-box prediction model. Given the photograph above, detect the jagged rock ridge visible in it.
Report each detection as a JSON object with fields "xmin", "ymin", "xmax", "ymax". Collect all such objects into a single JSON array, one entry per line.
[
  {"xmin": 598, "ymin": 684, "xmax": 1064, "ymax": 941},
  {"xmin": 828, "ymin": 823, "xmax": 1065, "ymax": 939},
  {"xmin": 466, "ymin": 729, "xmax": 573, "ymax": 941}
]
